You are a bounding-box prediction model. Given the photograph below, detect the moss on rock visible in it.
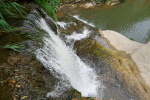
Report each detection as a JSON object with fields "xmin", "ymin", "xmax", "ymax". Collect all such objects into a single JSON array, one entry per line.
[{"xmin": 74, "ymin": 38, "xmax": 112, "ymax": 60}]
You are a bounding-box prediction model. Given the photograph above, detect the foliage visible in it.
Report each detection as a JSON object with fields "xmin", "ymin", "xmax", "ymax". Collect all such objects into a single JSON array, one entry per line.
[
  {"xmin": 0, "ymin": 19, "xmax": 11, "ymax": 32},
  {"xmin": 129, "ymin": 38, "xmax": 135, "ymax": 41},
  {"xmin": 0, "ymin": 0, "xmax": 25, "ymax": 32},
  {"xmin": 94, "ymin": 0, "xmax": 105, "ymax": 3},
  {"xmin": 34, "ymin": 0, "xmax": 60, "ymax": 21},
  {"xmin": 0, "ymin": 1, "xmax": 25, "ymax": 51},
  {"xmin": 107, "ymin": 0, "xmax": 114, "ymax": 3},
  {"xmin": 0, "ymin": 44, "xmax": 24, "ymax": 52}
]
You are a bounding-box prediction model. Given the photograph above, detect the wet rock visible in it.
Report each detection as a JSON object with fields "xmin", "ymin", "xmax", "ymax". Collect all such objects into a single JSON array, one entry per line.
[
  {"xmin": 79, "ymin": 3, "xmax": 95, "ymax": 8},
  {"xmin": 57, "ymin": 11, "xmax": 87, "ymax": 34},
  {"xmin": 1, "ymin": 50, "xmax": 94, "ymax": 100},
  {"xmin": 106, "ymin": 0, "xmax": 120, "ymax": 6},
  {"xmin": 35, "ymin": 8, "xmax": 58, "ymax": 34},
  {"xmin": 72, "ymin": 97, "xmax": 103, "ymax": 100},
  {"xmin": 74, "ymin": 38, "xmax": 112, "ymax": 59},
  {"xmin": 56, "ymin": 10, "xmax": 143, "ymax": 99},
  {"xmin": 74, "ymin": 37, "xmax": 150, "ymax": 100},
  {"xmin": 100, "ymin": 30, "xmax": 150, "ymax": 100},
  {"xmin": 0, "ymin": 51, "xmax": 57, "ymax": 100}
]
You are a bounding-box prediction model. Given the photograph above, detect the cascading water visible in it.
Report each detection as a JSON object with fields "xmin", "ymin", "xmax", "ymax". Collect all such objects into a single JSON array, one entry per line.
[
  {"xmin": 34, "ymin": 14, "xmax": 104, "ymax": 98},
  {"xmin": 73, "ymin": 15, "xmax": 95, "ymax": 27}
]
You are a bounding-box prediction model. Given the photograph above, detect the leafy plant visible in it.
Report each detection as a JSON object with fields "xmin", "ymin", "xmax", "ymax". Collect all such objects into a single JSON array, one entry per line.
[
  {"xmin": 0, "ymin": 19, "xmax": 11, "ymax": 32},
  {"xmin": 107, "ymin": 0, "xmax": 114, "ymax": 3},
  {"xmin": 96, "ymin": 0, "xmax": 104, "ymax": 3},
  {"xmin": 129, "ymin": 38, "xmax": 135, "ymax": 41},
  {"xmin": 34, "ymin": 0, "xmax": 60, "ymax": 21},
  {"xmin": 0, "ymin": 1, "xmax": 26, "ymax": 51},
  {"xmin": 0, "ymin": 44, "xmax": 24, "ymax": 52},
  {"xmin": 0, "ymin": 0, "xmax": 25, "ymax": 32}
]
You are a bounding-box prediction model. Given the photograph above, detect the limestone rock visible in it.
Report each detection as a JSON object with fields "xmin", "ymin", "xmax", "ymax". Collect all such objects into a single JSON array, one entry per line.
[
  {"xmin": 132, "ymin": 42, "xmax": 150, "ymax": 88},
  {"xmin": 100, "ymin": 30, "xmax": 145, "ymax": 55},
  {"xmin": 80, "ymin": 3, "xmax": 95, "ymax": 9},
  {"xmin": 100, "ymin": 30, "xmax": 150, "ymax": 99}
]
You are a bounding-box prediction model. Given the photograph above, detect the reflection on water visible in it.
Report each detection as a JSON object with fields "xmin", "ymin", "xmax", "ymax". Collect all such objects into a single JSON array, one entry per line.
[{"xmin": 74, "ymin": 0, "xmax": 150, "ymax": 43}]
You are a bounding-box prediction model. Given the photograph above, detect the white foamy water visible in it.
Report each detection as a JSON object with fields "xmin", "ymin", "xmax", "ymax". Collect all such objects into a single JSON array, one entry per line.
[
  {"xmin": 73, "ymin": 15, "xmax": 95, "ymax": 27},
  {"xmin": 35, "ymin": 17, "xmax": 104, "ymax": 97},
  {"xmin": 57, "ymin": 21, "xmax": 67, "ymax": 29},
  {"xmin": 67, "ymin": 27, "xmax": 90, "ymax": 41}
]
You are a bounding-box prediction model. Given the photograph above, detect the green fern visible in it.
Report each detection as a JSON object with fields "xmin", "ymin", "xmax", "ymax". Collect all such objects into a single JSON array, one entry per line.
[
  {"xmin": 0, "ymin": 1, "xmax": 26, "ymax": 51},
  {"xmin": 0, "ymin": 1, "xmax": 25, "ymax": 32},
  {"xmin": 0, "ymin": 44, "xmax": 24, "ymax": 52},
  {"xmin": 0, "ymin": 19, "xmax": 11, "ymax": 32}
]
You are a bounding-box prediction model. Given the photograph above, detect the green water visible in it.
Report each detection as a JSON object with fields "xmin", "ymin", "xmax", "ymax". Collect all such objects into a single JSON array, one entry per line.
[{"xmin": 75, "ymin": 0, "xmax": 150, "ymax": 43}]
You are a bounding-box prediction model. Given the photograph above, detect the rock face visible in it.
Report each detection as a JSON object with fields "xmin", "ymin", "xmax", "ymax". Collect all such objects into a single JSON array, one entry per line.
[
  {"xmin": 132, "ymin": 42, "xmax": 150, "ymax": 88},
  {"xmin": 56, "ymin": 10, "xmax": 150, "ymax": 99},
  {"xmin": 100, "ymin": 30, "xmax": 150, "ymax": 100},
  {"xmin": 0, "ymin": 51, "xmax": 54, "ymax": 100},
  {"xmin": 0, "ymin": 51, "xmax": 92, "ymax": 100},
  {"xmin": 74, "ymin": 38, "xmax": 150, "ymax": 100},
  {"xmin": 79, "ymin": 3, "xmax": 95, "ymax": 8},
  {"xmin": 101, "ymin": 30, "xmax": 145, "ymax": 55}
]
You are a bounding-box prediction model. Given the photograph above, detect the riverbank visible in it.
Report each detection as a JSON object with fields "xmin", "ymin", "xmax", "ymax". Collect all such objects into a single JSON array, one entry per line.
[{"xmin": 60, "ymin": 0, "xmax": 121, "ymax": 9}]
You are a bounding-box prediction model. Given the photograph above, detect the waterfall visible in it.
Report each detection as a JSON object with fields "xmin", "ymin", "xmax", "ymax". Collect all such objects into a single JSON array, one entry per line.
[{"xmin": 34, "ymin": 15, "xmax": 104, "ymax": 98}]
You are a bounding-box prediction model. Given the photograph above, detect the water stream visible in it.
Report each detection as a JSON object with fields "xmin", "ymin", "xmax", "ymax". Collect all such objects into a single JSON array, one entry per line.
[{"xmin": 35, "ymin": 15, "xmax": 104, "ymax": 98}]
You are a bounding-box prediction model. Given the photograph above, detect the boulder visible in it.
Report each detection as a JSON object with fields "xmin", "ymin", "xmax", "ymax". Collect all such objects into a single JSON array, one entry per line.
[
  {"xmin": 132, "ymin": 42, "xmax": 150, "ymax": 88},
  {"xmin": 100, "ymin": 30, "xmax": 150, "ymax": 100},
  {"xmin": 100, "ymin": 30, "xmax": 145, "ymax": 55}
]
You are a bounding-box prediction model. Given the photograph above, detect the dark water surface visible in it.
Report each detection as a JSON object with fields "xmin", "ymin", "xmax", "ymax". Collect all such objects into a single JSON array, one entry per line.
[{"xmin": 74, "ymin": 0, "xmax": 150, "ymax": 43}]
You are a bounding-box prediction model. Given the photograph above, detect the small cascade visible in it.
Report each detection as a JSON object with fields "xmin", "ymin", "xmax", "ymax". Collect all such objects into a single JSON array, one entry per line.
[
  {"xmin": 73, "ymin": 15, "xmax": 95, "ymax": 27},
  {"xmin": 34, "ymin": 14, "xmax": 104, "ymax": 97}
]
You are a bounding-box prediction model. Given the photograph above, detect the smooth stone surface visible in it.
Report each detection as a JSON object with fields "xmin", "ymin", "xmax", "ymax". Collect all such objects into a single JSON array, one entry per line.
[
  {"xmin": 101, "ymin": 30, "xmax": 145, "ymax": 55},
  {"xmin": 79, "ymin": 3, "xmax": 94, "ymax": 8},
  {"xmin": 132, "ymin": 42, "xmax": 150, "ymax": 87},
  {"xmin": 100, "ymin": 30, "xmax": 150, "ymax": 88}
]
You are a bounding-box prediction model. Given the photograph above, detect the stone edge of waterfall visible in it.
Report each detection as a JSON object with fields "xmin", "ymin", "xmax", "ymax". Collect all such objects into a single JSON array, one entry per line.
[{"xmin": 100, "ymin": 30, "xmax": 150, "ymax": 99}]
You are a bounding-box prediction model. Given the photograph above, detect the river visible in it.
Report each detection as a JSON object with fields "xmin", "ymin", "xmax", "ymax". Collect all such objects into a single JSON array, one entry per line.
[{"xmin": 72, "ymin": 0, "xmax": 150, "ymax": 43}]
